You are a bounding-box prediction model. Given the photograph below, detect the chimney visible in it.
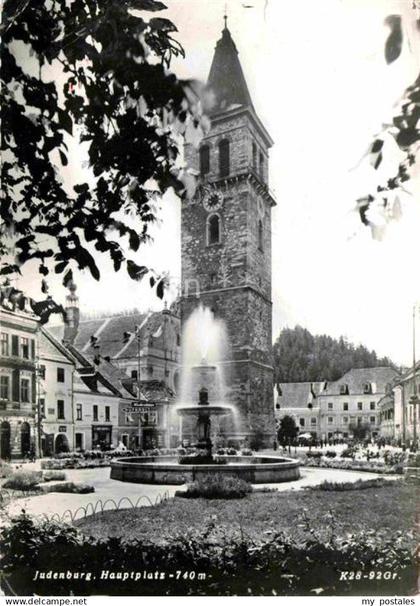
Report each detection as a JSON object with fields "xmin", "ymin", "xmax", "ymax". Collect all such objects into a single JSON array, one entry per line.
[{"xmin": 63, "ymin": 281, "xmax": 79, "ymax": 345}]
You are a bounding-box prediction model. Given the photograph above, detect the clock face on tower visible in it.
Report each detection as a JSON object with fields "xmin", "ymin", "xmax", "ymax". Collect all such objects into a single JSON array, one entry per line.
[{"xmin": 203, "ymin": 190, "xmax": 224, "ymax": 212}]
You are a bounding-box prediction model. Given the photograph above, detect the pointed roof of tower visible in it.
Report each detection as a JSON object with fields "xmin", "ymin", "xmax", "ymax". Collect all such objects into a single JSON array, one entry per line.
[{"xmin": 206, "ymin": 21, "xmax": 254, "ymax": 115}]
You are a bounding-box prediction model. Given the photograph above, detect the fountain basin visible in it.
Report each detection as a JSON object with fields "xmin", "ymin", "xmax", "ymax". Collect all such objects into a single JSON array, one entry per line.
[{"xmin": 110, "ymin": 455, "xmax": 300, "ymax": 485}]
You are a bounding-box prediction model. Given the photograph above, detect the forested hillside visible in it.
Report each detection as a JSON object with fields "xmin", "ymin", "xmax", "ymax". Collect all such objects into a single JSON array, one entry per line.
[{"xmin": 273, "ymin": 326, "xmax": 396, "ymax": 383}]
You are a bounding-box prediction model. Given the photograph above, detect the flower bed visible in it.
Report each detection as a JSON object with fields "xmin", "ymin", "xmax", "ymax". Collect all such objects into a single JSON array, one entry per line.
[{"xmin": 41, "ymin": 458, "xmax": 111, "ymax": 470}]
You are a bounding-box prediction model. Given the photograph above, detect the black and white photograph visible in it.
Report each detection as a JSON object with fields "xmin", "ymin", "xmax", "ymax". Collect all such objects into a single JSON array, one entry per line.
[{"xmin": 0, "ymin": 0, "xmax": 419, "ymax": 599}]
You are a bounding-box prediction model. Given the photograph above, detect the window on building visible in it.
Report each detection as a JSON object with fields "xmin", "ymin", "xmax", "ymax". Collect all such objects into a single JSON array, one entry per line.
[
  {"xmin": 370, "ymin": 416, "xmax": 376, "ymax": 424},
  {"xmin": 57, "ymin": 400, "xmax": 65, "ymax": 419},
  {"xmin": 57, "ymin": 367, "xmax": 65, "ymax": 383},
  {"xmin": 0, "ymin": 376, "xmax": 9, "ymax": 399},
  {"xmin": 259, "ymin": 151, "xmax": 264, "ymax": 179},
  {"xmin": 363, "ymin": 383, "xmax": 372, "ymax": 394},
  {"xmin": 39, "ymin": 398, "xmax": 45, "ymax": 417},
  {"xmin": 357, "ymin": 402, "xmax": 363, "ymax": 411},
  {"xmin": 219, "ymin": 139, "xmax": 230, "ymax": 177},
  {"xmin": 199, "ymin": 145, "xmax": 210, "ymax": 176},
  {"xmin": 258, "ymin": 220, "xmax": 263, "ymax": 251},
  {"xmin": 252, "ymin": 142, "xmax": 257, "ymax": 169},
  {"xmin": 340, "ymin": 384, "xmax": 349, "ymax": 395},
  {"xmin": 1, "ymin": 333, "xmax": 9, "ymax": 356},
  {"xmin": 176, "ymin": 333, "xmax": 180, "ymax": 346},
  {"xmin": 131, "ymin": 370, "xmax": 138, "ymax": 379},
  {"xmin": 328, "ymin": 402, "xmax": 333, "ymax": 410},
  {"xmin": 370, "ymin": 401, "xmax": 375, "ymax": 410},
  {"xmin": 275, "ymin": 403, "xmax": 280, "ymax": 410},
  {"xmin": 311, "ymin": 417, "xmax": 317, "ymax": 425},
  {"xmin": 76, "ymin": 403, "xmax": 82, "ymax": 420},
  {"xmin": 39, "ymin": 365, "xmax": 46, "ymax": 379},
  {"xmin": 105, "ymin": 406, "xmax": 110, "ymax": 422},
  {"xmin": 11, "ymin": 335, "xmax": 19, "ymax": 357},
  {"xmin": 147, "ymin": 365, "xmax": 153, "ymax": 376},
  {"xmin": 343, "ymin": 402, "xmax": 348, "ymax": 411},
  {"xmin": 357, "ymin": 416, "xmax": 362, "ymax": 426},
  {"xmin": 21, "ymin": 378, "xmax": 30, "ymax": 402},
  {"xmin": 327, "ymin": 416, "xmax": 333, "ymax": 424},
  {"xmin": 93, "ymin": 405, "xmax": 98, "ymax": 421},
  {"xmin": 299, "ymin": 418, "xmax": 305, "ymax": 427},
  {"xmin": 343, "ymin": 416, "xmax": 348, "ymax": 424},
  {"xmin": 207, "ymin": 214, "xmax": 221, "ymax": 245},
  {"xmin": 21, "ymin": 337, "xmax": 29, "ymax": 359}
]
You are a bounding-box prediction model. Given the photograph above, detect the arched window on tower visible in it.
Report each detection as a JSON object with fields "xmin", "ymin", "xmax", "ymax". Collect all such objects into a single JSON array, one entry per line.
[
  {"xmin": 219, "ymin": 139, "xmax": 230, "ymax": 177},
  {"xmin": 207, "ymin": 213, "xmax": 221, "ymax": 245},
  {"xmin": 199, "ymin": 145, "xmax": 210, "ymax": 176},
  {"xmin": 258, "ymin": 219, "xmax": 263, "ymax": 251}
]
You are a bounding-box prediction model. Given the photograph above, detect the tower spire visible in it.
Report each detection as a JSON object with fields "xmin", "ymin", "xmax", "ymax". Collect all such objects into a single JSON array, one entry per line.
[{"xmin": 206, "ymin": 17, "xmax": 253, "ymax": 115}]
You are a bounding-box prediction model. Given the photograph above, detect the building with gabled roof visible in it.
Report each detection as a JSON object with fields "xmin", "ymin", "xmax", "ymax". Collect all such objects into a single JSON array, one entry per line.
[
  {"xmin": 316, "ymin": 367, "xmax": 399, "ymax": 439},
  {"xmin": 39, "ymin": 326, "xmax": 138, "ymax": 453},
  {"xmin": 274, "ymin": 382, "xmax": 326, "ymax": 435}
]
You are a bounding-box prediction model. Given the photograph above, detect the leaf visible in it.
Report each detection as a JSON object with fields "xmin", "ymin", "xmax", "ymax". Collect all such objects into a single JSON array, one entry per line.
[
  {"xmin": 126, "ymin": 260, "xmax": 148, "ymax": 281},
  {"xmin": 374, "ymin": 152, "xmax": 382, "ymax": 170},
  {"xmin": 63, "ymin": 269, "xmax": 73, "ymax": 287},
  {"xmin": 128, "ymin": 229, "xmax": 140, "ymax": 251},
  {"xmin": 156, "ymin": 278, "xmax": 165, "ymax": 299},
  {"xmin": 127, "ymin": 0, "xmax": 167, "ymax": 11},
  {"xmin": 59, "ymin": 150, "xmax": 68, "ymax": 166},
  {"xmin": 57, "ymin": 108, "xmax": 73, "ymax": 135},
  {"xmin": 41, "ymin": 279, "xmax": 49, "ymax": 294},
  {"xmin": 384, "ymin": 15, "xmax": 402, "ymax": 64},
  {"xmin": 39, "ymin": 264, "xmax": 49, "ymax": 276},
  {"xmin": 371, "ymin": 139, "xmax": 383, "ymax": 153},
  {"xmin": 55, "ymin": 261, "xmax": 67, "ymax": 274},
  {"xmin": 149, "ymin": 276, "xmax": 156, "ymax": 288}
]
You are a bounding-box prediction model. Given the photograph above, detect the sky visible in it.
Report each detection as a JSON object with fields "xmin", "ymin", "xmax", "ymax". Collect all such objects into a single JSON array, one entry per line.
[{"xmin": 16, "ymin": 0, "xmax": 420, "ymax": 366}]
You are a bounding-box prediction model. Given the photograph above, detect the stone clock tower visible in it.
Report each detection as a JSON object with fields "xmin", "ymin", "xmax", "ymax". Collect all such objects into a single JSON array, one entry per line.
[{"xmin": 181, "ymin": 21, "xmax": 276, "ymax": 447}]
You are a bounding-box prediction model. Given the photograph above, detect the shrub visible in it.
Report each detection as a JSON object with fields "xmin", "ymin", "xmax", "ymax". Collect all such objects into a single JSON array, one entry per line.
[
  {"xmin": 306, "ymin": 451, "xmax": 322, "ymax": 459},
  {"xmin": 0, "ymin": 461, "xmax": 13, "ymax": 478},
  {"xmin": 45, "ymin": 482, "xmax": 94, "ymax": 494},
  {"xmin": 226, "ymin": 448, "xmax": 238, "ymax": 456},
  {"xmin": 325, "ymin": 451, "xmax": 337, "ymax": 458},
  {"xmin": 3, "ymin": 471, "xmax": 42, "ymax": 491},
  {"xmin": 240, "ymin": 448, "xmax": 253, "ymax": 456},
  {"xmin": 178, "ymin": 474, "xmax": 252, "ymax": 499},
  {"xmin": 216, "ymin": 448, "xmax": 226, "ymax": 455},
  {"xmin": 42, "ymin": 471, "xmax": 66, "ymax": 482},
  {"xmin": 308, "ymin": 478, "xmax": 401, "ymax": 491},
  {"xmin": 0, "ymin": 512, "xmax": 417, "ymax": 596},
  {"xmin": 341, "ymin": 448, "xmax": 355, "ymax": 459}
]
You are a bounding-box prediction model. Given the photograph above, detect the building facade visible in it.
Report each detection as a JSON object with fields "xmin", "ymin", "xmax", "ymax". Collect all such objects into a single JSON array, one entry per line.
[
  {"xmin": 0, "ymin": 302, "xmax": 38, "ymax": 459},
  {"xmin": 275, "ymin": 367, "xmax": 400, "ymax": 440},
  {"xmin": 181, "ymin": 22, "xmax": 276, "ymax": 446},
  {"xmin": 380, "ymin": 364, "xmax": 420, "ymax": 444},
  {"xmin": 38, "ymin": 328, "xmax": 75, "ymax": 455},
  {"xmin": 274, "ymin": 382, "xmax": 324, "ymax": 436},
  {"xmin": 317, "ymin": 368, "xmax": 399, "ymax": 439}
]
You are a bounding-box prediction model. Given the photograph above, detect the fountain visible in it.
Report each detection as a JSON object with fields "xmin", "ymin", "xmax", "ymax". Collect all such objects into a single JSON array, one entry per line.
[{"xmin": 110, "ymin": 305, "xmax": 300, "ymax": 485}]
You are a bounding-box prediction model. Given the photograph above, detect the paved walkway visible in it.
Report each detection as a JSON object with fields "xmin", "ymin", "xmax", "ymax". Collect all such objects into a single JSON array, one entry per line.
[{"xmin": 3, "ymin": 463, "xmax": 399, "ymax": 522}]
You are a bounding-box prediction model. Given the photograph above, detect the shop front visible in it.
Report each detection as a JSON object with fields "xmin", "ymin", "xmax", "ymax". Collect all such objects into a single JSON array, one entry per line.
[{"xmin": 92, "ymin": 425, "xmax": 112, "ymax": 450}]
